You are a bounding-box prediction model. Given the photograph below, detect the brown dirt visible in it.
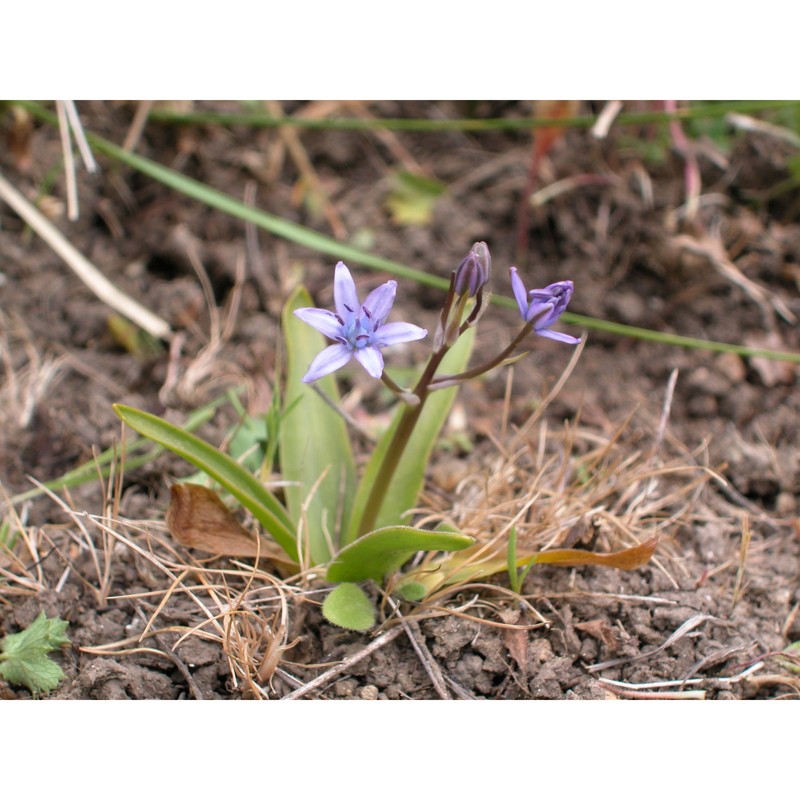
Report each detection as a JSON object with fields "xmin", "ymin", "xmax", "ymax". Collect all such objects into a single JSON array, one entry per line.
[{"xmin": 1, "ymin": 100, "xmax": 798, "ymax": 700}]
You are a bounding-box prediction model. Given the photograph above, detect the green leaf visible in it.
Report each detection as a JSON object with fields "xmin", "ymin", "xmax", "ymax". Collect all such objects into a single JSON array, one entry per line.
[
  {"xmin": 280, "ymin": 287, "xmax": 356, "ymax": 565},
  {"xmin": 0, "ymin": 612, "xmax": 70, "ymax": 695},
  {"xmin": 346, "ymin": 327, "xmax": 475, "ymax": 541},
  {"xmin": 322, "ymin": 583, "xmax": 376, "ymax": 631},
  {"xmin": 326, "ymin": 525, "xmax": 474, "ymax": 583},
  {"xmin": 113, "ymin": 404, "xmax": 298, "ymax": 562}
]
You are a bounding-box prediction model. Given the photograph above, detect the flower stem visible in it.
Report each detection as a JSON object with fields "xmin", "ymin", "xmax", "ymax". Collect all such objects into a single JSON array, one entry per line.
[
  {"xmin": 429, "ymin": 319, "xmax": 534, "ymax": 388},
  {"xmin": 355, "ymin": 341, "xmax": 453, "ymax": 537}
]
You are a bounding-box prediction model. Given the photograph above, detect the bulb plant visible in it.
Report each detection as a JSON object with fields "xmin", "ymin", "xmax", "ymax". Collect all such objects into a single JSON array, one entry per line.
[{"xmin": 115, "ymin": 242, "xmax": 655, "ymax": 631}]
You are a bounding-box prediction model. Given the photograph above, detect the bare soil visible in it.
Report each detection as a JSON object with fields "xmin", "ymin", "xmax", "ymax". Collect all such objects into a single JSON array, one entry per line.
[{"xmin": 1, "ymin": 101, "xmax": 798, "ymax": 699}]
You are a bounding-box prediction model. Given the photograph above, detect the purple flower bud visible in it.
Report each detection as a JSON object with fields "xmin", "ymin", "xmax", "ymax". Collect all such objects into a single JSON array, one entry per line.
[
  {"xmin": 453, "ymin": 242, "xmax": 492, "ymax": 297},
  {"xmin": 509, "ymin": 268, "xmax": 580, "ymax": 344}
]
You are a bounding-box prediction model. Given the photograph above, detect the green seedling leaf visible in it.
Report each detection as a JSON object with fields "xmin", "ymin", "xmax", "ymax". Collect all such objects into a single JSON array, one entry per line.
[
  {"xmin": 280, "ymin": 287, "xmax": 356, "ymax": 565},
  {"xmin": 113, "ymin": 404, "xmax": 298, "ymax": 562},
  {"xmin": 386, "ymin": 170, "xmax": 447, "ymax": 226},
  {"xmin": 777, "ymin": 641, "xmax": 800, "ymax": 675},
  {"xmin": 0, "ymin": 612, "xmax": 70, "ymax": 695},
  {"xmin": 326, "ymin": 525, "xmax": 474, "ymax": 583},
  {"xmin": 393, "ymin": 580, "xmax": 428, "ymax": 602},
  {"xmin": 322, "ymin": 583, "xmax": 377, "ymax": 631},
  {"xmin": 228, "ymin": 413, "xmax": 269, "ymax": 473},
  {"xmin": 346, "ymin": 327, "xmax": 475, "ymax": 541}
]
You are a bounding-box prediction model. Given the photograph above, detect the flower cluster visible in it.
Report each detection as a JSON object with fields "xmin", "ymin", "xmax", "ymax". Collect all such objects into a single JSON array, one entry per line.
[{"xmin": 294, "ymin": 246, "xmax": 578, "ymax": 384}]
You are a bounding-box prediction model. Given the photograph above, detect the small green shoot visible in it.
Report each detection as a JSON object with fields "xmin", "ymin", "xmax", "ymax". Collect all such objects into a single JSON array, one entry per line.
[
  {"xmin": 0, "ymin": 612, "xmax": 70, "ymax": 695},
  {"xmin": 507, "ymin": 526, "xmax": 536, "ymax": 595},
  {"xmin": 777, "ymin": 641, "xmax": 800, "ymax": 675}
]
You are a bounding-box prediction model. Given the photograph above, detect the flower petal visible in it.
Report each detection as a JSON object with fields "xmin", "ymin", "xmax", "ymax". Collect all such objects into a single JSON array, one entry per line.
[
  {"xmin": 333, "ymin": 262, "xmax": 359, "ymax": 319},
  {"xmin": 362, "ymin": 280, "xmax": 397, "ymax": 325},
  {"xmin": 535, "ymin": 328, "xmax": 581, "ymax": 345},
  {"xmin": 302, "ymin": 344, "xmax": 353, "ymax": 383},
  {"xmin": 293, "ymin": 307, "xmax": 345, "ymax": 340},
  {"xmin": 373, "ymin": 321, "xmax": 428, "ymax": 347},
  {"xmin": 527, "ymin": 301, "xmax": 557, "ymax": 326},
  {"xmin": 509, "ymin": 267, "xmax": 529, "ymax": 319},
  {"xmin": 527, "ymin": 288, "xmax": 558, "ymax": 304},
  {"xmin": 354, "ymin": 346, "xmax": 384, "ymax": 378}
]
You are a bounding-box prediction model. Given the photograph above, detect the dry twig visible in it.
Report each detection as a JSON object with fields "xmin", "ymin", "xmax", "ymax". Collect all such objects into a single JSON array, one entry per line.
[{"xmin": 0, "ymin": 169, "xmax": 171, "ymax": 339}]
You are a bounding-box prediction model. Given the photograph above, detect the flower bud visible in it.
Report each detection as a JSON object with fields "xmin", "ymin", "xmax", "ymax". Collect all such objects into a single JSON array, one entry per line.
[
  {"xmin": 509, "ymin": 268, "xmax": 580, "ymax": 344},
  {"xmin": 453, "ymin": 241, "xmax": 492, "ymax": 297}
]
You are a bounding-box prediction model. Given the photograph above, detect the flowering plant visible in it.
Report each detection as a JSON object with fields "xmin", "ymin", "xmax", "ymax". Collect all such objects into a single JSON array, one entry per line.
[{"xmin": 113, "ymin": 243, "xmax": 657, "ymax": 631}]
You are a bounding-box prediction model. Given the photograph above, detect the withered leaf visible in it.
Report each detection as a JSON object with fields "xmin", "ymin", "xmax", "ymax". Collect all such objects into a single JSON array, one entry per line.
[
  {"xmin": 167, "ymin": 483, "xmax": 261, "ymax": 557},
  {"xmin": 574, "ymin": 619, "xmax": 622, "ymax": 652},
  {"xmin": 500, "ymin": 609, "xmax": 529, "ymax": 673},
  {"xmin": 532, "ymin": 536, "xmax": 659, "ymax": 570}
]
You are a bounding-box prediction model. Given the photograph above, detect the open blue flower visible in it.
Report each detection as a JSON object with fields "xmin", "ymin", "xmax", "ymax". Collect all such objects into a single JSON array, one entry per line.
[
  {"xmin": 294, "ymin": 262, "xmax": 428, "ymax": 383},
  {"xmin": 509, "ymin": 267, "xmax": 580, "ymax": 344}
]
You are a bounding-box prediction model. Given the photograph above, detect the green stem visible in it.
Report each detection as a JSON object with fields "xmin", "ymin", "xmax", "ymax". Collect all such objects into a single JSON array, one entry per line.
[
  {"xmin": 356, "ymin": 342, "xmax": 453, "ymax": 537},
  {"xmin": 430, "ymin": 320, "xmax": 534, "ymax": 388}
]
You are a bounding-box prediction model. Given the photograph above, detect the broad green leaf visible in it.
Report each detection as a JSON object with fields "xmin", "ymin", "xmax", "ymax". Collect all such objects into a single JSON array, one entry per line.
[
  {"xmin": 326, "ymin": 525, "xmax": 474, "ymax": 583},
  {"xmin": 280, "ymin": 287, "xmax": 356, "ymax": 565},
  {"xmin": 346, "ymin": 327, "xmax": 475, "ymax": 542},
  {"xmin": 322, "ymin": 583, "xmax": 376, "ymax": 631},
  {"xmin": 113, "ymin": 404, "xmax": 298, "ymax": 562}
]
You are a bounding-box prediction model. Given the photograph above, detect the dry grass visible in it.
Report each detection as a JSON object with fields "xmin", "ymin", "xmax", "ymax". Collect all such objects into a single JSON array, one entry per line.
[
  {"xmin": 0, "ymin": 310, "xmax": 67, "ymax": 433},
  {"xmin": 401, "ymin": 365, "xmax": 720, "ymax": 612},
  {"xmin": 0, "ymin": 367, "xmax": 725, "ymax": 698}
]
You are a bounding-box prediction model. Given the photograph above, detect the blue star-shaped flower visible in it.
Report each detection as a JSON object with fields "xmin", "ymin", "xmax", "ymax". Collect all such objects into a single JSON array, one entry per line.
[{"xmin": 294, "ymin": 262, "xmax": 428, "ymax": 383}]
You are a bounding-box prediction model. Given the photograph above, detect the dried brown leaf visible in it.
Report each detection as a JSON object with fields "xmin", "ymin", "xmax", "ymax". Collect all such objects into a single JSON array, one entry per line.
[
  {"xmin": 500, "ymin": 609, "xmax": 529, "ymax": 672},
  {"xmin": 533, "ymin": 536, "xmax": 659, "ymax": 570},
  {"xmin": 166, "ymin": 484, "xmax": 260, "ymax": 557},
  {"xmin": 574, "ymin": 619, "xmax": 622, "ymax": 652}
]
